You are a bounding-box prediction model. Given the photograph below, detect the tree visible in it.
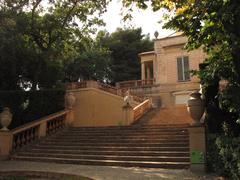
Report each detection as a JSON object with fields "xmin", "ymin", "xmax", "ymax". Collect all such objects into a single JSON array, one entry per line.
[
  {"xmin": 0, "ymin": 0, "xmax": 109, "ymax": 90},
  {"xmin": 63, "ymin": 37, "xmax": 111, "ymax": 82},
  {"xmin": 98, "ymin": 28, "xmax": 153, "ymax": 84}
]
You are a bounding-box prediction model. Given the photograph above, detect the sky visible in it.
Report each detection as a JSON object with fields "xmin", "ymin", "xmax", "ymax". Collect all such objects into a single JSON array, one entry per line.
[{"xmin": 100, "ymin": 1, "xmax": 174, "ymax": 39}]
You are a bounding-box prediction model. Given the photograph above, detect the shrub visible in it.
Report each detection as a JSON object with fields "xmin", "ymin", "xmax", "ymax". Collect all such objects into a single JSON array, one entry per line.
[
  {"xmin": 207, "ymin": 134, "xmax": 240, "ymax": 179},
  {"xmin": 206, "ymin": 134, "xmax": 227, "ymax": 175},
  {"xmin": 0, "ymin": 89, "xmax": 65, "ymax": 129}
]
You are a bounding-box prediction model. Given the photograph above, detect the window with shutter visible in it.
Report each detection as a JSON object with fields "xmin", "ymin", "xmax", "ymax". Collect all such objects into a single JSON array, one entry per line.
[{"xmin": 177, "ymin": 56, "xmax": 190, "ymax": 81}]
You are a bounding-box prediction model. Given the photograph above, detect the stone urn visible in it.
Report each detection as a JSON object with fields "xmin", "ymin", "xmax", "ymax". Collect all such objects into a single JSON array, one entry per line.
[
  {"xmin": 187, "ymin": 91, "xmax": 205, "ymax": 126},
  {"xmin": 65, "ymin": 92, "xmax": 76, "ymax": 109},
  {"xmin": 123, "ymin": 90, "xmax": 133, "ymax": 107},
  {"xmin": 0, "ymin": 107, "xmax": 12, "ymax": 131}
]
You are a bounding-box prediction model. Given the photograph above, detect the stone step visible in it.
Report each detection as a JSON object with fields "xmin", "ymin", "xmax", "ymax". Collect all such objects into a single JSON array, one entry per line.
[
  {"xmin": 12, "ymin": 156, "xmax": 190, "ymax": 169},
  {"xmin": 39, "ymin": 142, "xmax": 189, "ymax": 147},
  {"xmin": 14, "ymin": 152, "xmax": 189, "ymax": 162},
  {"xmin": 24, "ymin": 149, "xmax": 189, "ymax": 157},
  {"xmin": 67, "ymin": 127, "xmax": 189, "ymax": 132},
  {"xmin": 44, "ymin": 138, "xmax": 189, "ymax": 144},
  {"xmin": 62, "ymin": 131, "xmax": 188, "ymax": 136},
  {"xmin": 68, "ymin": 124, "xmax": 189, "ymax": 130},
  {"xmin": 11, "ymin": 123, "xmax": 191, "ymax": 169},
  {"xmin": 32, "ymin": 144, "xmax": 189, "ymax": 151},
  {"xmin": 54, "ymin": 134, "xmax": 189, "ymax": 139}
]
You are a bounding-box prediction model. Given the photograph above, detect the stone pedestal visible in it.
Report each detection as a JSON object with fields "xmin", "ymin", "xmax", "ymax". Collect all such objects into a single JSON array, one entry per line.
[
  {"xmin": 38, "ymin": 122, "xmax": 47, "ymax": 138},
  {"xmin": 188, "ymin": 126, "xmax": 206, "ymax": 173},
  {"xmin": 66, "ymin": 109, "xmax": 74, "ymax": 126},
  {"xmin": 122, "ymin": 104, "xmax": 133, "ymax": 125},
  {"xmin": 0, "ymin": 131, "xmax": 13, "ymax": 160}
]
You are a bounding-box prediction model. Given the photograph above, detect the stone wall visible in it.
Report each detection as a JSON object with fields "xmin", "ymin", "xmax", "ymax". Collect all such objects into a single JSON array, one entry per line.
[
  {"xmin": 154, "ymin": 35, "xmax": 206, "ymax": 85},
  {"xmin": 69, "ymin": 88, "xmax": 127, "ymax": 127}
]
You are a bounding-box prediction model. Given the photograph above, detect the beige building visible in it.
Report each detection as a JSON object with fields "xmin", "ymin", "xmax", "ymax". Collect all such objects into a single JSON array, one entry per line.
[{"xmin": 116, "ymin": 34, "xmax": 206, "ymax": 108}]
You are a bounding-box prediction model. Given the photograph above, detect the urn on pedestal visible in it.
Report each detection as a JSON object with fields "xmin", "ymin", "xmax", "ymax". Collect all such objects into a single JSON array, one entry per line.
[
  {"xmin": 0, "ymin": 107, "xmax": 12, "ymax": 131},
  {"xmin": 187, "ymin": 91, "xmax": 205, "ymax": 126},
  {"xmin": 123, "ymin": 90, "xmax": 133, "ymax": 107}
]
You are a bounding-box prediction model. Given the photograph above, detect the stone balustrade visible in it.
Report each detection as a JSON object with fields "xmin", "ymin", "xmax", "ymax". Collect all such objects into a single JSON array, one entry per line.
[
  {"xmin": 0, "ymin": 110, "xmax": 70, "ymax": 159},
  {"xmin": 133, "ymin": 99, "xmax": 151, "ymax": 121},
  {"xmin": 116, "ymin": 79, "xmax": 155, "ymax": 89},
  {"xmin": 65, "ymin": 80, "xmax": 144, "ymax": 103}
]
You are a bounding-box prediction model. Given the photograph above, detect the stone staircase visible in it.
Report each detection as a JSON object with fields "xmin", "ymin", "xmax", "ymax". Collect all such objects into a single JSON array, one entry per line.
[{"xmin": 11, "ymin": 124, "xmax": 190, "ymax": 169}]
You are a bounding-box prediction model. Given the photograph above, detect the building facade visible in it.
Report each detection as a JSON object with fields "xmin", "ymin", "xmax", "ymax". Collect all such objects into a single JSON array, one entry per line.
[{"xmin": 116, "ymin": 34, "xmax": 206, "ymax": 108}]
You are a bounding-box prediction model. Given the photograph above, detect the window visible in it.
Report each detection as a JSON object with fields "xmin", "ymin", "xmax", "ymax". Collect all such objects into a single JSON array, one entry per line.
[{"xmin": 177, "ymin": 56, "xmax": 190, "ymax": 81}]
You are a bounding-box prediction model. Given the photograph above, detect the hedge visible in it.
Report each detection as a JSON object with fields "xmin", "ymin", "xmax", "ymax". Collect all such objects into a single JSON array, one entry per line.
[{"xmin": 0, "ymin": 89, "xmax": 65, "ymax": 129}]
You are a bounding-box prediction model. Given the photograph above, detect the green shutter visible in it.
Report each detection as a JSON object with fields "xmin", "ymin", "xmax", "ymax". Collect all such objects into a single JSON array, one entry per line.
[
  {"xmin": 183, "ymin": 56, "xmax": 190, "ymax": 80},
  {"xmin": 177, "ymin": 57, "xmax": 183, "ymax": 81}
]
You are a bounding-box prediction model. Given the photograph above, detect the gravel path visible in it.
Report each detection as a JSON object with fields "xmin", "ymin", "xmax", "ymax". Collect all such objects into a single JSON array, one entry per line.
[{"xmin": 0, "ymin": 160, "xmax": 221, "ymax": 180}]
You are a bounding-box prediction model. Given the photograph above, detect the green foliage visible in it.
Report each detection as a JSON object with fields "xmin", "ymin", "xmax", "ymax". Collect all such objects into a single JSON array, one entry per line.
[
  {"xmin": 0, "ymin": 89, "xmax": 65, "ymax": 129},
  {"xmin": 98, "ymin": 28, "xmax": 153, "ymax": 84},
  {"xmin": 0, "ymin": 0, "xmax": 109, "ymax": 90},
  {"xmin": 206, "ymin": 134, "xmax": 226, "ymax": 174},
  {"xmin": 207, "ymin": 134, "xmax": 240, "ymax": 179},
  {"xmin": 63, "ymin": 38, "xmax": 111, "ymax": 82}
]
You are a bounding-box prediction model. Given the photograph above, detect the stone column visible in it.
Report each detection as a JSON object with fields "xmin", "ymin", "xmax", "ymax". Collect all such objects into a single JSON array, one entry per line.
[
  {"xmin": 141, "ymin": 63, "xmax": 145, "ymax": 80},
  {"xmin": 146, "ymin": 65, "xmax": 151, "ymax": 80}
]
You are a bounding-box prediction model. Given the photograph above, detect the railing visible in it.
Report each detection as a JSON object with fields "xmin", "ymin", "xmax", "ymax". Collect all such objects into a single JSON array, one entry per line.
[
  {"xmin": 132, "ymin": 95, "xmax": 144, "ymax": 103},
  {"xmin": 97, "ymin": 81, "xmax": 118, "ymax": 95},
  {"xmin": 116, "ymin": 79, "xmax": 155, "ymax": 89},
  {"xmin": 66, "ymin": 81, "xmax": 87, "ymax": 90},
  {"xmin": 66, "ymin": 80, "xmax": 144, "ymax": 103},
  {"xmin": 133, "ymin": 99, "xmax": 151, "ymax": 121},
  {"xmin": 11, "ymin": 110, "xmax": 68, "ymax": 151}
]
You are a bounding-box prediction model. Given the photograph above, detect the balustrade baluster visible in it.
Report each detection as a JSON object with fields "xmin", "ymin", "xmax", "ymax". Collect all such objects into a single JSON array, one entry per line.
[
  {"xmin": 30, "ymin": 128, "xmax": 34, "ymax": 141},
  {"xmin": 26, "ymin": 129, "xmax": 30, "ymax": 143},
  {"xmin": 13, "ymin": 136, "xmax": 17, "ymax": 150},
  {"xmin": 53, "ymin": 120, "xmax": 57, "ymax": 132},
  {"xmin": 22, "ymin": 132, "xmax": 26, "ymax": 145},
  {"xmin": 60, "ymin": 118, "xmax": 64, "ymax": 128},
  {"xmin": 51, "ymin": 121, "xmax": 54, "ymax": 132},
  {"xmin": 55, "ymin": 120, "xmax": 59, "ymax": 129},
  {"xmin": 18, "ymin": 134, "xmax": 22, "ymax": 148},
  {"xmin": 48, "ymin": 122, "xmax": 52, "ymax": 134},
  {"xmin": 34, "ymin": 127, "xmax": 38, "ymax": 140}
]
